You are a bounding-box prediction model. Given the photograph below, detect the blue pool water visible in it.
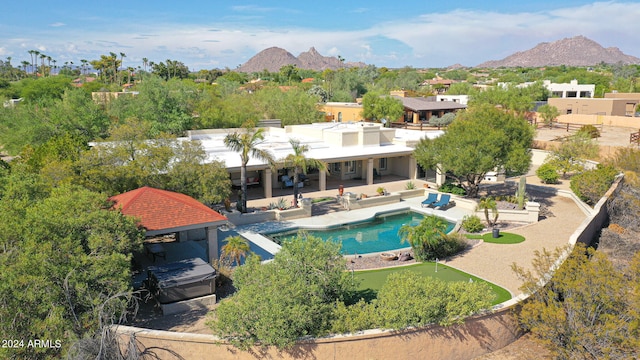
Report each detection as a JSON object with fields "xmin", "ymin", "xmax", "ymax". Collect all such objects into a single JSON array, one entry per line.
[{"xmin": 267, "ymin": 211, "xmax": 455, "ymax": 255}]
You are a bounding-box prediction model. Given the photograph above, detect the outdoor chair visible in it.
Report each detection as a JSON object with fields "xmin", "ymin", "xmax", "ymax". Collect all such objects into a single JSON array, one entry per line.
[
  {"xmin": 373, "ymin": 168, "xmax": 382, "ymax": 180},
  {"xmin": 421, "ymin": 193, "xmax": 438, "ymax": 207},
  {"xmin": 430, "ymin": 194, "xmax": 453, "ymax": 209}
]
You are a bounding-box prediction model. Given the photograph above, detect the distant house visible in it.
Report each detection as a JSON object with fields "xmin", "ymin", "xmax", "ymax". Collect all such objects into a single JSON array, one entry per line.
[
  {"xmin": 320, "ymin": 101, "xmax": 363, "ymax": 122},
  {"xmin": 420, "ymin": 79, "xmax": 455, "ymax": 94},
  {"xmin": 548, "ymin": 97, "xmax": 639, "ymax": 117},
  {"xmin": 390, "ymin": 90, "xmax": 466, "ymax": 123},
  {"xmin": 91, "ymin": 89, "xmax": 138, "ymax": 105},
  {"xmin": 504, "ymin": 79, "xmax": 595, "ymax": 98}
]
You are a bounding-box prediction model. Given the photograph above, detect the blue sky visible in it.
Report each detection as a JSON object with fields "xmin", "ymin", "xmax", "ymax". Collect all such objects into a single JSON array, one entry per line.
[{"xmin": 1, "ymin": 1, "xmax": 638, "ymax": 71}]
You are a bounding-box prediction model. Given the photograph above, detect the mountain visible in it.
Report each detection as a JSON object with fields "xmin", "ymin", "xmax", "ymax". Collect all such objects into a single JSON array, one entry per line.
[
  {"xmin": 477, "ymin": 36, "xmax": 640, "ymax": 68},
  {"xmin": 237, "ymin": 47, "xmax": 364, "ymax": 73}
]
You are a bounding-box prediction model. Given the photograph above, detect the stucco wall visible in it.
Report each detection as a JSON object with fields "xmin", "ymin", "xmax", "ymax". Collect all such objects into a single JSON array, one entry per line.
[
  {"xmin": 115, "ymin": 308, "xmax": 522, "ymax": 360},
  {"xmin": 556, "ymin": 114, "xmax": 640, "ymax": 128}
]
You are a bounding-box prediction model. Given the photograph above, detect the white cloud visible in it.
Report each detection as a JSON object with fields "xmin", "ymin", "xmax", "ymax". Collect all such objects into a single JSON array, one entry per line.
[
  {"xmin": 5, "ymin": 2, "xmax": 639, "ymax": 69},
  {"xmin": 49, "ymin": 22, "xmax": 66, "ymax": 27}
]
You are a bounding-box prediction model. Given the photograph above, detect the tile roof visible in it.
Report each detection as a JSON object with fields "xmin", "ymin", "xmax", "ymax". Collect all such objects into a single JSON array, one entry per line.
[{"xmin": 109, "ymin": 186, "xmax": 227, "ymax": 232}]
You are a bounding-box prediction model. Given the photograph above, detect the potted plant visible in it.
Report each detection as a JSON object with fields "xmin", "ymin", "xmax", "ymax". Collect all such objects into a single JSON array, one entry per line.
[
  {"xmin": 376, "ymin": 187, "xmax": 386, "ymax": 196},
  {"xmin": 361, "ymin": 193, "xmax": 368, "ymax": 199}
]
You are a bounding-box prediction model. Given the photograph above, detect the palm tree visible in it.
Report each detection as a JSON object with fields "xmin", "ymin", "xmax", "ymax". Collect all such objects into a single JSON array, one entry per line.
[
  {"xmin": 28, "ymin": 50, "xmax": 35, "ymax": 74},
  {"xmin": 399, "ymin": 215, "xmax": 450, "ymax": 261},
  {"xmin": 281, "ymin": 138, "xmax": 327, "ymax": 207},
  {"xmin": 21, "ymin": 60, "xmax": 29, "ymax": 75},
  {"xmin": 39, "ymin": 53, "xmax": 46, "ymax": 76},
  {"xmin": 224, "ymin": 123, "xmax": 276, "ymax": 213},
  {"xmin": 119, "ymin": 52, "xmax": 126, "ymax": 84},
  {"xmin": 477, "ymin": 197, "xmax": 499, "ymax": 228},
  {"xmin": 142, "ymin": 57, "xmax": 148, "ymax": 73},
  {"xmin": 221, "ymin": 235, "xmax": 251, "ymax": 266},
  {"xmin": 80, "ymin": 59, "xmax": 88, "ymax": 75}
]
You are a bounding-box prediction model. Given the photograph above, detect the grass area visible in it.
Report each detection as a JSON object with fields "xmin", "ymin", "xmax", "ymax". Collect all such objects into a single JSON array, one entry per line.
[
  {"xmin": 312, "ymin": 197, "xmax": 335, "ymax": 203},
  {"xmin": 353, "ymin": 262, "xmax": 512, "ymax": 305},
  {"xmin": 465, "ymin": 231, "xmax": 525, "ymax": 244}
]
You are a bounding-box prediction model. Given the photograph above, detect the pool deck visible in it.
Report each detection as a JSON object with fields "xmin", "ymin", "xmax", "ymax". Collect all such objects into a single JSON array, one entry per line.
[{"xmin": 244, "ymin": 177, "xmax": 587, "ymax": 296}]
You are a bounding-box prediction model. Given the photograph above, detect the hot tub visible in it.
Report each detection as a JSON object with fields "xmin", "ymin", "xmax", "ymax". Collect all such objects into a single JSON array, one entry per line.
[{"xmin": 147, "ymin": 258, "xmax": 216, "ymax": 304}]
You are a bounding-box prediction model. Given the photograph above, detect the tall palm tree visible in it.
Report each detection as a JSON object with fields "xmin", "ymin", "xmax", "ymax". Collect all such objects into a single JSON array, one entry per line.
[
  {"xmin": 28, "ymin": 50, "xmax": 35, "ymax": 74},
  {"xmin": 80, "ymin": 59, "xmax": 88, "ymax": 75},
  {"xmin": 39, "ymin": 53, "xmax": 46, "ymax": 76},
  {"xmin": 119, "ymin": 52, "xmax": 126, "ymax": 84},
  {"xmin": 281, "ymin": 138, "xmax": 327, "ymax": 207},
  {"xmin": 142, "ymin": 57, "xmax": 148, "ymax": 73},
  {"xmin": 224, "ymin": 124, "xmax": 275, "ymax": 213},
  {"xmin": 221, "ymin": 235, "xmax": 251, "ymax": 266},
  {"xmin": 21, "ymin": 60, "xmax": 29, "ymax": 75}
]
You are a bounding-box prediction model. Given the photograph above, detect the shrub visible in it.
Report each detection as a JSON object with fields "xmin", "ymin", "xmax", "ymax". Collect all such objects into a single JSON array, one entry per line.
[
  {"xmin": 439, "ymin": 182, "xmax": 467, "ymax": 196},
  {"xmin": 536, "ymin": 162, "xmax": 560, "ymax": 184},
  {"xmin": 570, "ymin": 164, "xmax": 618, "ymax": 205},
  {"xmin": 461, "ymin": 215, "xmax": 484, "ymax": 233},
  {"xmin": 576, "ymin": 124, "xmax": 600, "ymax": 139},
  {"xmin": 400, "ymin": 215, "xmax": 468, "ymax": 261},
  {"xmin": 405, "ymin": 181, "xmax": 415, "ymax": 190}
]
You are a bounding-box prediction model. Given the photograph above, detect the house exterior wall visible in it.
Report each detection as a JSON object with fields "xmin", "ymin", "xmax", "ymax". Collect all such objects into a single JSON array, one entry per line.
[
  {"xmin": 544, "ymin": 79, "xmax": 595, "ymax": 98},
  {"xmin": 548, "ymin": 98, "xmax": 639, "ymax": 116},
  {"xmin": 320, "ymin": 102, "xmax": 363, "ymax": 122}
]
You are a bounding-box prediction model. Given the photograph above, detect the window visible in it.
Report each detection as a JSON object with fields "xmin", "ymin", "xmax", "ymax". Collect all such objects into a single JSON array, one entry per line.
[
  {"xmin": 344, "ymin": 161, "xmax": 356, "ymax": 174},
  {"xmin": 332, "ymin": 162, "xmax": 341, "ymax": 173},
  {"xmin": 379, "ymin": 158, "xmax": 387, "ymax": 171},
  {"xmin": 338, "ymin": 112, "xmax": 343, "ymax": 122}
]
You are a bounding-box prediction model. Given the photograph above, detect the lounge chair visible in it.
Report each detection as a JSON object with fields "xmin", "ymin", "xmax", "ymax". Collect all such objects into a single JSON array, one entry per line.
[
  {"xmin": 430, "ymin": 194, "xmax": 453, "ymax": 209},
  {"xmin": 421, "ymin": 193, "xmax": 438, "ymax": 207}
]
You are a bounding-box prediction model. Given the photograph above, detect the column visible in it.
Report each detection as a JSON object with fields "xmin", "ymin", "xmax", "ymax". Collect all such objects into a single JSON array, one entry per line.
[
  {"xmin": 367, "ymin": 158, "xmax": 374, "ymax": 185},
  {"xmin": 412, "ymin": 112, "xmax": 419, "ymax": 124},
  {"xmin": 435, "ymin": 164, "xmax": 446, "ymax": 186},
  {"xmin": 319, "ymin": 169, "xmax": 327, "ymax": 191},
  {"xmin": 263, "ymin": 168, "xmax": 272, "ymax": 199},
  {"xmin": 408, "ymin": 156, "xmax": 417, "ymax": 180},
  {"xmin": 206, "ymin": 226, "xmax": 219, "ymax": 264}
]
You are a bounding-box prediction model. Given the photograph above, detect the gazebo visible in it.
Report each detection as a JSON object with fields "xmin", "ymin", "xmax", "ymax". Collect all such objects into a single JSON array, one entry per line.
[{"xmin": 109, "ymin": 186, "xmax": 228, "ymax": 264}]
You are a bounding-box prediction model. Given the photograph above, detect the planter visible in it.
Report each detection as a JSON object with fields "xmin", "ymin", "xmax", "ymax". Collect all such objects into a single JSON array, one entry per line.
[{"xmin": 380, "ymin": 252, "xmax": 398, "ymax": 261}]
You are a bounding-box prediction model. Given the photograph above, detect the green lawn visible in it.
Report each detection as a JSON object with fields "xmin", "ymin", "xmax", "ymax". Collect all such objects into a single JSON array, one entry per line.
[
  {"xmin": 465, "ymin": 231, "xmax": 525, "ymax": 244},
  {"xmin": 353, "ymin": 262, "xmax": 512, "ymax": 305}
]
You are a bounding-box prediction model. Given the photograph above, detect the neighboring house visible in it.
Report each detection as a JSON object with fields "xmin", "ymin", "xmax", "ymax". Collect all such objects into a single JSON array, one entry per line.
[
  {"xmin": 3, "ymin": 98, "xmax": 23, "ymax": 108},
  {"xmin": 109, "ymin": 186, "xmax": 228, "ymax": 265},
  {"xmin": 420, "ymin": 78, "xmax": 455, "ymax": 94},
  {"xmin": 91, "ymin": 89, "xmax": 138, "ymax": 105},
  {"xmin": 390, "ymin": 90, "xmax": 467, "ymax": 123},
  {"xmin": 504, "ymin": 79, "xmax": 596, "ymax": 98},
  {"xmin": 320, "ymin": 101, "xmax": 364, "ymax": 122},
  {"xmin": 548, "ymin": 97, "xmax": 639, "ymax": 117},
  {"xmin": 436, "ymin": 94, "xmax": 469, "ymax": 105}
]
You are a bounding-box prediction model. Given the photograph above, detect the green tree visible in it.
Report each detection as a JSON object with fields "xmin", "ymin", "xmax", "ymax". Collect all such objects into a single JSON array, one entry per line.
[
  {"xmin": 536, "ymin": 104, "xmax": 560, "ymax": 128},
  {"xmin": 512, "ymin": 244, "xmax": 640, "ymax": 359},
  {"xmin": 210, "ymin": 233, "xmax": 353, "ymax": 349},
  {"xmin": 415, "ymin": 104, "xmax": 534, "ymax": 197},
  {"xmin": 280, "ymin": 138, "xmax": 327, "ymax": 207},
  {"xmin": 399, "ymin": 215, "xmax": 464, "ymax": 261},
  {"xmin": 0, "ymin": 182, "xmax": 144, "ymax": 359},
  {"xmin": 221, "ymin": 235, "xmax": 251, "ymax": 266},
  {"xmin": 224, "ymin": 123, "xmax": 276, "ymax": 213},
  {"xmin": 547, "ymin": 132, "xmax": 600, "ymax": 178},
  {"xmin": 361, "ymin": 92, "xmax": 405, "ymax": 123}
]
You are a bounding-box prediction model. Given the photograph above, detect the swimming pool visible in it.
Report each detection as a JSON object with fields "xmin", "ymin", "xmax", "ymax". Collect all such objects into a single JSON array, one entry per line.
[{"xmin": 266, "ymin": 211, "xmax": 455, "ymax": 255}]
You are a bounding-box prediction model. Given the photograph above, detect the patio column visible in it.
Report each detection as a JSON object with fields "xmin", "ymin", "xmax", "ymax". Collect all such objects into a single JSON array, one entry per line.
[
  {"xmin": 263, "ymin": 168, "xmax": 272, "ymax": 198},
  {"xmin": 435, "ymin": 163, "xmax": 446, "ymax": 186},
  {"xmin": 319, "ymin": 169, "xmax": 327, "ymax": 191},
  {"xmin": 408, "ymin": 156, "xmax": 417, "ymax": 180},
  {"xmin": 367, "ymin": 158, "xmax": 374, "ymax": 185},
  {"xmin": 206, "ymin": 226, "xmax": 219, "ymax": 264}
]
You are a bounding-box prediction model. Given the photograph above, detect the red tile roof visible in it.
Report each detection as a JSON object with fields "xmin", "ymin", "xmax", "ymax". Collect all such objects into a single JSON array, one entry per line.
[{"xmin": 109, "ymin": 186, "xmax": 227, "ymax": 232}]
